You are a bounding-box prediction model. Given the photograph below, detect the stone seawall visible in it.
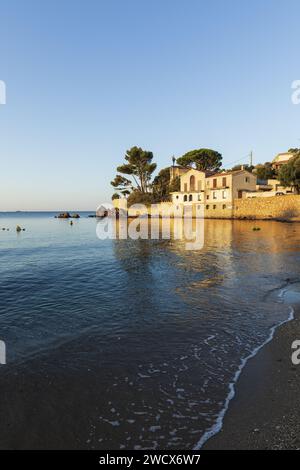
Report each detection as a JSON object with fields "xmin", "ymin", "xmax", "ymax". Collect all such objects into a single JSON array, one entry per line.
[
  {"xmin": 115, "ymin": 195, "xmax": 300, "ymax": 221},
  {"xmin": 233, "ymin": 194, "xmax": 300, "ymax": 221}
]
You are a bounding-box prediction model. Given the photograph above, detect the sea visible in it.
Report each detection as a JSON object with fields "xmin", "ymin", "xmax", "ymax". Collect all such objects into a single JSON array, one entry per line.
[{"xmin": 0, "ymin": 211, "xmax": 299, "ymax": 449}]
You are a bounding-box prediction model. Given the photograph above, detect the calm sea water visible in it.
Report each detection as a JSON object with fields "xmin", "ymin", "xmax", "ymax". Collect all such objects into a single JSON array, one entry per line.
[{"xmin": 0, "ymin": 212, "xmax": 299, "ymax": 449}]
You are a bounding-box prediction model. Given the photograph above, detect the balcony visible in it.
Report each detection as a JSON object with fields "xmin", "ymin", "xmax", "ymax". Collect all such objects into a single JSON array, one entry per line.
[{"xmin": 210, "ymin": 185, "xmax": 230, "ymax": 190}]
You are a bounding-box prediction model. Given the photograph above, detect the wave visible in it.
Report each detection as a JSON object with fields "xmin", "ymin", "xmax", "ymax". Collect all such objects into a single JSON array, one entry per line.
[{"xmin": 194, "ymin": 287, "xmax": 295, "ymax": 450}]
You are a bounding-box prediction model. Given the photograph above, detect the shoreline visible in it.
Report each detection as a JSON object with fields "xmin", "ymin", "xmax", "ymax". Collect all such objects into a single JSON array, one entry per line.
[
  {"xmin": 203, "ymin": 299, "xmax": 300, "ymax": 450},
  {"xmin": 1, "ymin": 210, "xmax": 300, "ymax": 223}
]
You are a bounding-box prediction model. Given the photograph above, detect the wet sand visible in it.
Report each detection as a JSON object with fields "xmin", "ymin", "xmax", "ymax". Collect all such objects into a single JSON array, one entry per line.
[{"xmin": 204, "ymin": 303, "xmax": 300, "ymax": 450}]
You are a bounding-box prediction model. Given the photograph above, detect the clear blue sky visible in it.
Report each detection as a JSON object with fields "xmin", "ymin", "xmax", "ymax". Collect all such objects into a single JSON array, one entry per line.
[{"xmin": 1, "ymin": 0, "xmax": 300, "ymax": 211}]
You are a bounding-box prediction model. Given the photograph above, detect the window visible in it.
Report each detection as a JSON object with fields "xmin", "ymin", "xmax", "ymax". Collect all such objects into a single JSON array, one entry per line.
[
  {"xmin": 176, "ymin": 195, "xmax": 179, "ymax": 199},
  {"xmin": 213, "ymin": 205, "xmax": 216, "ymax": 209},
  {"xmin": 213, "ymin": 178, "xmax": 217, "ymax": 188},
  {"xmin": 222, "ymin": 177, "xmax": 227, "ymax": 187},
  {"xmin": 190, "ymin": 175, "xmax": 195, "ymax": 191},
  {"xmin": 213, "ymin": 191, "xmax": 217, "ymax": 199},
  {"xmin": 222, "ymin": 190, "xmax": 227, "ymax": 199},
  {"xmin": 198, "ymin": 194, "xmax": 201, "ymax": 201},
  {"xmin": 189, "ymin": 194, "xmax": 193, "ymax": 202},
  {"xmin": 245, "ymin": 177, "xmax": 250, "ymax": 183},
  {"xmin": 183, "ymin": 195, "xmax": 187, "ymax": 202},
  {"xmin": 206, "ymin": 194, "xmax": 209, "ymax": 200},
  {"xmin": 223, "ymin": 204, "xmax": 226, "ymax": 209},
  {"xmin": 184, "ymin": 183, "xmax": 187, "ymax": 191},
  {"xmin": 206, "ymin": 205, "xmax": 209, "ymax": 210}
]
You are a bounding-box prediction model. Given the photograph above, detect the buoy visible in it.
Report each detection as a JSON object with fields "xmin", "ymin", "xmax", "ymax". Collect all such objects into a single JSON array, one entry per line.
[
  {"xmin": 16, "ymin": 225, "xmax": 22, "ymax": 232},
  {"xmin": 70, "ymin": 221, "xmax": 73, "ymax": 226}
]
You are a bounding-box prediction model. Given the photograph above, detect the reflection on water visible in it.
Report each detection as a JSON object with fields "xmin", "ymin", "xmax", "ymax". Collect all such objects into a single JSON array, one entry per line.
[
  {"xmin": 98, "ymin": 216, "xmax": 205, "ymax": 251},
  {"xmin": 0, "ymin": 214, "xmax": 299, "ymax": 449}
]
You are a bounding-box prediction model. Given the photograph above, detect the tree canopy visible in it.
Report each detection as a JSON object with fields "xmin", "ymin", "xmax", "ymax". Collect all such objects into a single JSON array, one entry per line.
[
  {"xmin": 278, "ymin": 153, "xmax": 300, "ymax": 194},
  {"xmin": 116, "ymin": 146, "xmax": 156, "ymax": 194},
  {"xmin": 111, "ymin": 146, "xmax": 157, "ymax": 200},
  {"xmin": 151, "ymin": 167, "xmax": 181, "ymax": 201},
  {"xmin": 169, "ymin": 175, "xmax": 180, "ymax": 192},
  {"xmin": 176, "ymin": 149, "xmax": 222, "ymax": 172},
  {"xmin": 231, "ymin": 164, "xmax": 254, "ymax": 173},
  {"xmin": 110, "ymin": 174, "xmax": 132, "ymax": 197},
  {"xmin": 152, "ymin": 167, "xmax": 172, "ymax": 201},
  {"xmin": 254, "ymin": 162, "xmax": 275, "ymax": 180}
]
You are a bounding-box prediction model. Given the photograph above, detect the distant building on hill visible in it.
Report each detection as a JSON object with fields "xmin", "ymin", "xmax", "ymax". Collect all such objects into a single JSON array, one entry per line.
[{"xmin": 272, "ymin": 151, "xmax": 295, "ymax": 171}]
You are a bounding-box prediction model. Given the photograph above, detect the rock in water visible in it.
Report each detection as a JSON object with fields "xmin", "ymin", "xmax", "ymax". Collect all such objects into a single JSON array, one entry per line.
[{"xmin": 56, "ymin": 212, "xmax": 71, "ymax": 219}]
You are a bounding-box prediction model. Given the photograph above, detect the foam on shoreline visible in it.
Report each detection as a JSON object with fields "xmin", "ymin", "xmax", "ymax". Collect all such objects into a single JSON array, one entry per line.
[{"xmin": 194, "ymin": 287, "xmax": 296, "ymax": 450}]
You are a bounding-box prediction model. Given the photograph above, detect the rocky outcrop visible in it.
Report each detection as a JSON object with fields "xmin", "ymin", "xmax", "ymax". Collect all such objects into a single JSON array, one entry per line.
[{"xmin": 55, "ymin": 212, "xmax": 71, "ymax": 219}]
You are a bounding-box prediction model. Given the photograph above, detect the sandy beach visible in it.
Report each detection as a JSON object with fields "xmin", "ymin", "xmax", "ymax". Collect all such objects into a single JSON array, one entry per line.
[{"xmin": 204, "ymin": 299, "xmax": 300, "ymax": 450}]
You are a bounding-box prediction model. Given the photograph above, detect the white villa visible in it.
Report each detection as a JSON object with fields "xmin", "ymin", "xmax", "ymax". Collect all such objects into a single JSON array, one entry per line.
[{"xmin": 171, "ymin": 168, "xmax": 256, "ymax": 213}]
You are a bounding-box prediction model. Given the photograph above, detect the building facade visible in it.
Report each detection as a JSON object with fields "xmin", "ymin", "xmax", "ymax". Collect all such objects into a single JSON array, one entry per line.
[
  {"xmin": 169, "ymin": 165, "xmax": 189, "ymax": 181},
  {"xmin": 171, "ymin": 168, "xmax": 257, "ymax": 215},
  {"xmin": 245, "ymin": 178, "xmax": 295, "ymax": 198},
  {"xmin": 272, "ymin": 152, "xmax": 295, "ymax": 171}
]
